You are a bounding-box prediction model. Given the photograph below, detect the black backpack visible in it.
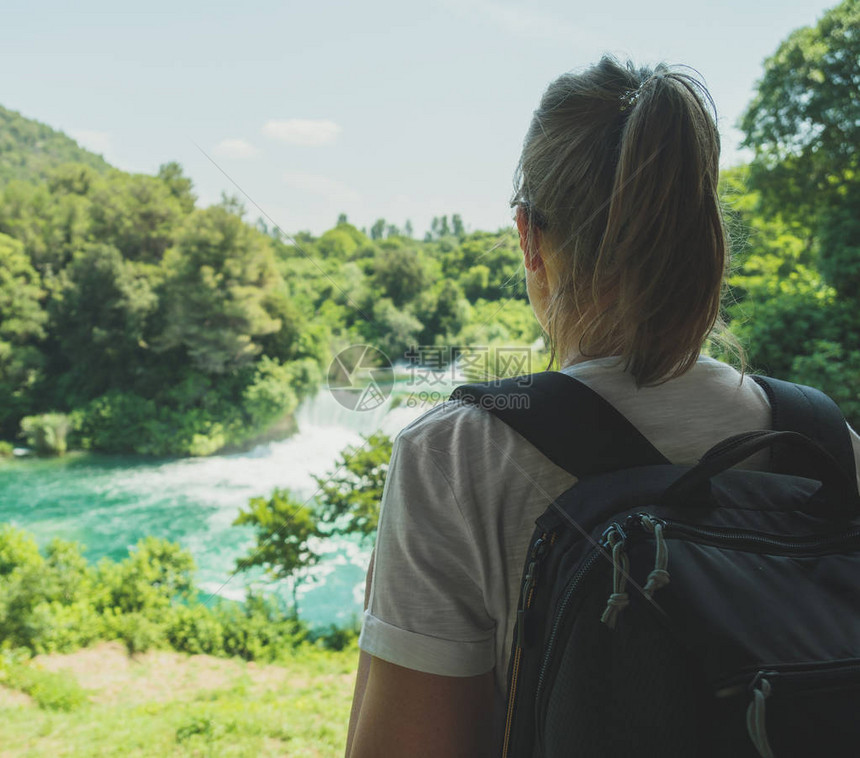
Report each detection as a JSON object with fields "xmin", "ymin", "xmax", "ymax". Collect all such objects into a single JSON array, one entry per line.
[{"xmin": 450, "ymin": 372, "xmax": 860, "ymax": 758}]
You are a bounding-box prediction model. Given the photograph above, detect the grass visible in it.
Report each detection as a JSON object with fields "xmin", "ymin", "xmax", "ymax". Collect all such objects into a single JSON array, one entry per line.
[{"xmin": 0, "ymin": 640, "xmax": 358, "ymax": 757}]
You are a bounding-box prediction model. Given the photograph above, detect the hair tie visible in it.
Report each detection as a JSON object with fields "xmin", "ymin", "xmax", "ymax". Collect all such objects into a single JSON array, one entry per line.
[
  {"xmin": 619, "ymin": 88, "xmax": 641, "ymax": 112},
  {"xmin": 620, "ymin": 73, "xmax": 664, "ymax": 112}
]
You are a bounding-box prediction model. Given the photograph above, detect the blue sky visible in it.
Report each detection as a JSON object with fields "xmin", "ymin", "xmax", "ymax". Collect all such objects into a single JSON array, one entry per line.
[{"xmin": 1, "ymin": 0, "xmax": 835, "ymax": 237}]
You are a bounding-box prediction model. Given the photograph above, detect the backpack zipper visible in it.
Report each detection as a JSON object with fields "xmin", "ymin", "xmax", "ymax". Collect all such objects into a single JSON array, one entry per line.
[
  {"xmin": 532, "ymin": 522, "xmax": 625, "ymax": 752},
  {"xmin": 643, "ymin": 517, "xmax": 860, "ymax": 554},
  {"xmin": 533, "ymin": 516, "xmax": 860, "ymax": 745},
  {"xmin": 501, "ymin": 531, "xmax": 553, "ymax": 758},
  {"xmin": 716, "ymin": 659, "xmax": 860, "ymax": 695}
]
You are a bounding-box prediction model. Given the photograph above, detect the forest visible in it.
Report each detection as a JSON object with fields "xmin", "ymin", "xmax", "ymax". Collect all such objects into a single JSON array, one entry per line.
[
  {"xmin": 0, "ymin": 3, "xmax": 858, "ymax": 462},
  {"xmin": 0, "ymin": 116, "xmax": 538, "ymax": 457}
]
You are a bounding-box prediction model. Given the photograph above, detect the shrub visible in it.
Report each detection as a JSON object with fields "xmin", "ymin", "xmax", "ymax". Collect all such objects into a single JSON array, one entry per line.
[
  {"xmin": 312, "ymin": 623, "xmax": 360, "ymax": 652},
  {"xmin": 0, "ymin": 523, "xmax": 357, "ymax": 662},
  {"xmin": 19, "ymin": 412, "xmax": 71, "ymax": 455},
  {"xmin": 0, "ymin": 657, "xmax": 89, "ymax": 711},
  {"xmin": 215, "ymin": 593, "xmax": 308, "ymax": 662},
  {"xmin": 106, "ymin": 611, "xmax": 164, "ymax": 655},
  {"xmin": 166, "ymin": 604, "xmax": 225, "ymax": 655},
  {"xmin": 94, "ymin": 536, "xmax": 195, "ymax": 615}
]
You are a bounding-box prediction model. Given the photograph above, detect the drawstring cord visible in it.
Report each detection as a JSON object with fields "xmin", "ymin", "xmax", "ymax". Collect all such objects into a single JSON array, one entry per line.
[
  {"xmin": 641, "ymin": 516, "xmax": 671, "ymax": 599},
  {"xmin": 746, "ymin": 676, "xmax": 774, "ymax": 758},
  {"xmin": 600, "ymin": 533, "xmax": 630, "ymax": 629}
]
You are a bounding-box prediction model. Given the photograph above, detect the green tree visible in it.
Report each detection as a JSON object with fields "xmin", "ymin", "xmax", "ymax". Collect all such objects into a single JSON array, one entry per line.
[
  {"xmin": 88, "ymin": 171, "xmax": 186, "ymax": 263},
  {"xmin": 0, "ymin": 174, "xmax": 92, "ymax": 274},
  {"xmin": 730, "ymin": 3, "xmax": 860, "ymax": 426},
  {"xmin": 157, "ymin": 161, "xmax": 197, "ymax": 214},
  {"xmin": 233, "ymin": 433, "xmax": 392, "ymax": 605},
  {"xmin": 0, "ymin": 233, "xmax": 46, "ymax": 345},
  {"xmin": 371, "ymin": 298, "xmax": 423, "ymax": 361},
  {"xmin": 740, "ymin": 0, "xmax": 859, "ymax": 206},
  {"xmin": 416, "ymin": 280, "xmax": 470, "ymax": 344},
  {"xmin": 233, "ymin": 491, "xmax": 322, "ymax": 612},
  {"xmin": 157, "ymin": 206, "xmax": 282, "ymax": 374},
  {"xmin": 317, "ymin": 223, "xmax": 366, "ymax": 258},
  {"xmin": 313, "ymin": 432, "xmax": 392, "ymax": 538},
  {"xmin": 451, "ymin": 213, "xmax": 465, "ymax": 238},
  {"xmin": 48, "ymin": 243, "xmax": 159, "ymax": 402},
  {"xmin": 740, "ymin": 0, "xmax": 860, "ymax": 297},
  {"xmin": 371, "ymin": 246, "xmax": 429, "ymax": 307},
  {"xmin": 0, "ymin": 233, "xmax": 46, "ymax": 435}
]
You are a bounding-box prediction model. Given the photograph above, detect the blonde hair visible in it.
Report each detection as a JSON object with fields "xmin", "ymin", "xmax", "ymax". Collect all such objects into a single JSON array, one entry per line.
[{"xmin": 514, "ymin": 56, "xmax": 741, "ymax": 386}]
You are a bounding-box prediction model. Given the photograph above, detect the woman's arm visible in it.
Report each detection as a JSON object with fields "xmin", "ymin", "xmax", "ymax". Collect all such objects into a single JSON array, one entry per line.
[
  {"xmin": 347, "ymin": 656, "xmax": 495, "ymax": 758},
  {"xmin": 345, "ymin": 551, "xmax": 496, "ymax": 758},
  {"xmin": 345, "ymin": 553, "xmax": 375, "ymax": 757}
]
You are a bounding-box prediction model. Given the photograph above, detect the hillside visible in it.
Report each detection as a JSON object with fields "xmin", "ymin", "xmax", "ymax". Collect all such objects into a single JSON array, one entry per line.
[{"xmin": 0, "ymin": 104, "xmax": 112, "ymax": 186}]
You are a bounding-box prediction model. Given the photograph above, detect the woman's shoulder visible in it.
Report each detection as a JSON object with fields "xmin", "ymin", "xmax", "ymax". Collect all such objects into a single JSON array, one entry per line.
[{"xmin": 394, "ymin": 398, "xmax": 500, "ymax": 452}]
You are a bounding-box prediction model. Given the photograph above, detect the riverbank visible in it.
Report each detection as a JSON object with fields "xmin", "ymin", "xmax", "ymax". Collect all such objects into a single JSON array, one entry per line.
[{"xmin": 0, "ymin": 640, "xmax": 357, "ymax": 756}]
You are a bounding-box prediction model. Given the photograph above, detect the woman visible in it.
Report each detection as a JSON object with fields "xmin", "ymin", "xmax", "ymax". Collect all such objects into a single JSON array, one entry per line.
[{"xmin": 345, "ymin": 56, "xmax": 860, "ymax": 757}]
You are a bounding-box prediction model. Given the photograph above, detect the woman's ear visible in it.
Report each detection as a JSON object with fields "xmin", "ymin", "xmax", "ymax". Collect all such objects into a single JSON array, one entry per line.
[{"xmin": 516, "ymin": 206, "xmax": 544, "ymax": 273}]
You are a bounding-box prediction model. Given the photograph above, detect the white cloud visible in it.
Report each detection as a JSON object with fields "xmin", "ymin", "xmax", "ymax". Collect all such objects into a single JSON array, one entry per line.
[
  {"xmin": 283, "ymin": 171, "xmax": 360, "ymax": 203},
  {"xmin": 69, "ymin": 129, "xmax": 112, "ymax": 157},
  {"xmin": 263, "ymin": 119, "xmax": 342, "ymax": 146},
  {"xmin": 214, "ymin": 138, "xmax": 259, "ymax": 159}
]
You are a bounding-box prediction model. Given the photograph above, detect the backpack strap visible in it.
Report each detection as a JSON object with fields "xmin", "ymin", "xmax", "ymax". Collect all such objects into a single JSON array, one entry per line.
[
  {"xmin": 752, "ymin": 375, "xmax": 858, "ymax": 486},
  {"xmin": 449, "ymin": 371, "xmax": 669, "ymax": 478}
]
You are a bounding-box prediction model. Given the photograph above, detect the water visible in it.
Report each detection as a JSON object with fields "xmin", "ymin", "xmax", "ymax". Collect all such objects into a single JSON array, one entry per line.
[{"xmin": 0, "ymin": 384, "xmax": 436, "ymax": 629}]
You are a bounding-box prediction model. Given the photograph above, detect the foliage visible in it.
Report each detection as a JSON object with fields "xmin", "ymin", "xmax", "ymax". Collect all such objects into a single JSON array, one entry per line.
[
  {"xmin": 0, "ymin": 232, "xmax": 46, "ymax": 436},
  {"xmin": 48, "ymin": 243, "xmax": 159, "ymax": 402},
  {"xmin": 19, "ymin": 412, "xmax": 71, "ymax": 455},
  {"xmin": 0, "ymin": 655, "xmax": 90, "ymax": 711},
  {"xmin": 0, "ymin": 105, "xmax": 110, "ymax": 187},
  {"xmin": 0, "ymin": 107, "xmax": 538, "ymax": 456},
  {"xmin": 371, "ymin": 246, "xmax": 429, "ymax": 307},
  {"xmin": 68, "ymin": 357, "xmax": 312, "ymax": 456},
  {"xmin": 94, "ymin": 536, "xmax": 195, "ymax": 615},
  {"xmin": 234, "ymin": 492, "xmax": 322, "ymax": 583},
  {"xmin": 312, "ymin": 432, "xmax": 393, "ymax": 538},
  {"xmin": 790, "ymin": 341, "xmax": 860, "ymax": 429},
  {"xmin": 731, "ymin": 2, "xmax": 860, "ymax": 428},
  {"xmin": 0, "ymin": 523, "xmax": 347, "ymax": 663},
  {"xmin": 234, "ymin": 433, "xmax": 392, "ymax": 601},
  {"xmin": 740, "ymin": 0, "xmax": 860, "ymax": 227},
  {"xmin": 157, "ymin": 205, "xmax": 282, "ymax": 374}
]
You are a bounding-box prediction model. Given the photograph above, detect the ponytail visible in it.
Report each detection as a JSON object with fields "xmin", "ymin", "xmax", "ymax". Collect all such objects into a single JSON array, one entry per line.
[{"xmin": 514, "ymin": 57, "xmax": 743, "ymax": 385}]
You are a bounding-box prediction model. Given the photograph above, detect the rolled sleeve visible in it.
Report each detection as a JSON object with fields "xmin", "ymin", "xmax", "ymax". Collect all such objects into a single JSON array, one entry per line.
[{"xmin": 359, "ymin": 611, "xmax": 495, "ymax": 676}]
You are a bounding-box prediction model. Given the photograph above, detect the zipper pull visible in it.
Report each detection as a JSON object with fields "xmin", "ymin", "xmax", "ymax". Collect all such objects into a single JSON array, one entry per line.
[
  {"xmin": 517, "ymin": 535, "xmax": 549, "ymax": 648},
  {"xmin": 600, "ymin": 525, "xmax": 630, "ymax": 629},
  {"xmin": 746, "ymin": 671, "xmax": 775, "ymax": 758},
  {"xmin": 639, "ymin": 515, "xmax": 671, "ymax": 600}
]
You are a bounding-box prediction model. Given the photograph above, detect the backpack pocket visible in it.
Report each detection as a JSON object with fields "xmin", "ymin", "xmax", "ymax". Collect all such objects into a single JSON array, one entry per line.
[{"xmin": 715, "ymin": 661, "xmax": 860, "ymax": 758}]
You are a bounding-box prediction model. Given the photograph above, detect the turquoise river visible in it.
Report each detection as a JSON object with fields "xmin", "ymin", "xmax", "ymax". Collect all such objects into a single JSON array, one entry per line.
[{"xmin": 0, "ymin": 384, "xmax": 443, "ymax": 629}]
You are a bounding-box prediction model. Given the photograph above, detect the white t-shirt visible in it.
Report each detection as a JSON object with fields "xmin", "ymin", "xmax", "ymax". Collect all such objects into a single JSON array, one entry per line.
[{"xmin": 358, "ymin": 356, "xmax": 860, "ymax": 741}]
